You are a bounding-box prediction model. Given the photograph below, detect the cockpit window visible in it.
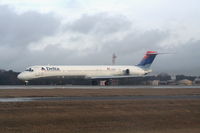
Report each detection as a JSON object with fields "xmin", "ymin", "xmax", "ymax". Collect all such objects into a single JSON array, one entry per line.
[{"xmin": 25, "ymin": 68, "xmax": 34, "ymax": 72}]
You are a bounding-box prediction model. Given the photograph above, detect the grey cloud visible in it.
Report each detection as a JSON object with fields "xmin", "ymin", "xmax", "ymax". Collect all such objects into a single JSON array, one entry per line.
[
  {"xmin": 154, "ymin": 39, "xmax": 200, "ymax": 75},
  {"xmin": 64, "ymin": 13, "xmax": 169, "ymax": 56},
  {"xmin": 63, "ymin": 13, "xmax": 169, "ymax": 64},
  {"xmin": 65, "ymin": 13, "xmax": 131, "ymax": 35},
  {"xmin": 0, "ymin": 5, "xmax": 60, "ymax": 47},
  {"xmin": 0, "ymin": 5, "xmax": 61, "ymax": 71},
  {"xmin": 103, "ymin": 29, "xmax": 169, "ymax": 55}
]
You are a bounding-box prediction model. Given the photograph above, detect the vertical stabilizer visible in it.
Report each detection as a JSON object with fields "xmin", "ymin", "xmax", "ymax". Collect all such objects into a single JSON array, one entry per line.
[{"xmin": 137, "ymin": 51, "xmax": 158, "ymax": 69}]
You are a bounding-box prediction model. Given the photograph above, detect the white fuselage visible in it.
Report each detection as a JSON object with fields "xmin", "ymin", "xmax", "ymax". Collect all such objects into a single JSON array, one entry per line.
[{"xmin": 17, "ymin": 65, "xmax": 150, "ymax": 81}]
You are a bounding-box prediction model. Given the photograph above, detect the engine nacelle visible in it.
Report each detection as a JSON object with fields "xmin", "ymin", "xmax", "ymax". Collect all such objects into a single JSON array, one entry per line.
[{"xmin": 123, "ymin": 69, "xmax": 130, "ymax": 75}]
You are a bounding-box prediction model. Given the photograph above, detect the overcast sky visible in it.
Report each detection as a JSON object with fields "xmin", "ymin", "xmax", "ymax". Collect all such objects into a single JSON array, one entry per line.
[{"xmin": 0, "ymin": 0, "xmax": 200, "ymax": 75}]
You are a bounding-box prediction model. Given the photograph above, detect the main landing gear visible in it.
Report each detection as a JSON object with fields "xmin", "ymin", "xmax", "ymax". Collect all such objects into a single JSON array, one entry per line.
[
  {"xmin": 24, "ymin": 80, "xmax": 29, "ymax": 86},
  {"xmin": 91, "ymin": 79, "xmax": 119, "ymax": 86}
]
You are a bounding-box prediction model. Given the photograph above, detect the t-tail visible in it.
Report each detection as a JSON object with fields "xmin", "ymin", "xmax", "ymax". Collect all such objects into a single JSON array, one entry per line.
[{"xmin": 137, "ymin": 51, "xmax": 158, "ymax": 69}]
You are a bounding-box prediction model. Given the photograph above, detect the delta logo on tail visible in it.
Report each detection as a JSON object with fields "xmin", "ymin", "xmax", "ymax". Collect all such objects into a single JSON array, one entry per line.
[{"xmin": 137, "ymin": 51, "xmax": 158, "ymax": 69}]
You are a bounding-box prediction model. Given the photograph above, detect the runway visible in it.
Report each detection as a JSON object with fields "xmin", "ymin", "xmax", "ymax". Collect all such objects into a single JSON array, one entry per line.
[
  {"xmin": 0, "ymin": 86, "xmax": 200, "ymax": 102},
  {"xmin": 0, "ymin": 95, "xmax": 200, "ymax": 102},
  {"xmin": 1, "ymin": 85, "xmax": 200, "ymax": 89}
]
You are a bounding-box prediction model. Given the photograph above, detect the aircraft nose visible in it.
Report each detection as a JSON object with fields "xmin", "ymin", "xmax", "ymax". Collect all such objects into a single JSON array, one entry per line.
[{"xmin": 17, "ymin": 73, "xmax": 24, "ymax": 80}]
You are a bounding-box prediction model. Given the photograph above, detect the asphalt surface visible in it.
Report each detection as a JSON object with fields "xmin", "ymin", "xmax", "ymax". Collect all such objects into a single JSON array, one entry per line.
[
  {"xmin": 1, "ymin": 85, "xmax": 200, "ymax": 89},
  {"xmin": 0, "ymin": 95, "xmax": 200, "ymax": 102}
]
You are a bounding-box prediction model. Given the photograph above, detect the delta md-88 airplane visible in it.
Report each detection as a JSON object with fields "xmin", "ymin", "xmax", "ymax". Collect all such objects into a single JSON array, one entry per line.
[{"xmin": 17, "ymin": 51, "xmax": 158, "ymax": 85}]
